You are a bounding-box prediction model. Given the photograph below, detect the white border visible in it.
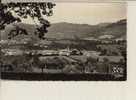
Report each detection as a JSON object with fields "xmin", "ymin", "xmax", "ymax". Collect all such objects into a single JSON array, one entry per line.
[{"xmin": 1, "ymin": 1, "xmax": 136, "ymax": 100}]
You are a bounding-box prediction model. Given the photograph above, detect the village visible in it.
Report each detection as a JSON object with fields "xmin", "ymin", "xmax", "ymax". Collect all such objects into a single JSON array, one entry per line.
[{"xmin": 0, "ymin": 37, "xmax": 126, "ymax": 80}]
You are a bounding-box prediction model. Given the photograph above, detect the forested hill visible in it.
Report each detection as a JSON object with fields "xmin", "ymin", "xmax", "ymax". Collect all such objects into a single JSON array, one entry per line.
[{"xmin": 1, "ymin": 19, "xmax": 126, "ymax": 40}]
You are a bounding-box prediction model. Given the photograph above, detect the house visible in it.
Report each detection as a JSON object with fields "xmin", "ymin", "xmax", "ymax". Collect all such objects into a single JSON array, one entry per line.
[{"xmin": 59, "ymin": 49, "xmax": 71, "ymax": 56}]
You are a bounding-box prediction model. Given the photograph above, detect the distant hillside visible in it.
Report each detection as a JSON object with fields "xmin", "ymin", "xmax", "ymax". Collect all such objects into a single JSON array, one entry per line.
[
  {"xmin": 1, "ymin": 19, "xmax": 126, "ymax": 40},
  {"xmin": 95, "ymin": 19, "xmax": 126, "ymax": 39}
]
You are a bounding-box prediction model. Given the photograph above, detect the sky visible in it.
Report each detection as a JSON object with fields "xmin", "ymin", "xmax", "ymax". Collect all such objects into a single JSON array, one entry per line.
[{"xmin": 20, "ymin": 2, "xmax": 126, "ymax": 25}]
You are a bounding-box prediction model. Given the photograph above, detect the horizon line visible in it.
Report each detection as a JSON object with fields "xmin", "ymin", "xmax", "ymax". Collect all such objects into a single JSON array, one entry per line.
[{"xmin": 19, "ymin": 18, "xmax": 126, "ymax": 25}]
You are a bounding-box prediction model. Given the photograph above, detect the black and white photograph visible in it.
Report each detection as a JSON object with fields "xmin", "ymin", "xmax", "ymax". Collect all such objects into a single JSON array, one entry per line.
[{"xmin": 0, "ymin": 1, "xmax": 127, "ymax": 81}]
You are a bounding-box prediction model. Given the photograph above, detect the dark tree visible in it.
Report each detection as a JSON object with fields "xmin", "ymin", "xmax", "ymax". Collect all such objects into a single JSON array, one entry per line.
[
  {"xmin": 8, "ymin": 25, "xmax": 28, "ymax": 39},
  {"xmin": 0, "ymin": 1, "xmax": 55, "ymax": 39}
]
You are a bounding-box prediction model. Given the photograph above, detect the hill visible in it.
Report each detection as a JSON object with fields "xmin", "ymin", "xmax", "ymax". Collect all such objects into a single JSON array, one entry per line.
[{"xmin": 1, "ymin": 19, "xmax": 126, "ymax": 40}]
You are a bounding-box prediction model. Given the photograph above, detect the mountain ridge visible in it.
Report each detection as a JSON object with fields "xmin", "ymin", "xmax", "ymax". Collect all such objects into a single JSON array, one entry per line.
[{"xmin": 1, "ymin": 19, "xmax": 126, "ymax": 40}]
